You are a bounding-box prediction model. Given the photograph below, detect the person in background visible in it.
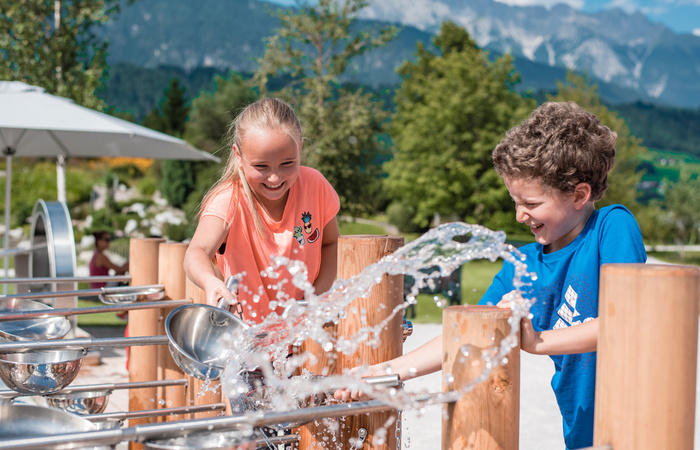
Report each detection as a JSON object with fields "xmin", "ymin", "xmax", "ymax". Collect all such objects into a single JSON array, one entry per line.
[
  {"xmin": 89, "ymin": 231, "xmax": 129, "ymax": 289},
  {"xmin": 335, "ymin": 102, "xmax": 647, "ymax": 450},
  {"xmin": 183, "ymin": 97, "xmax": 340, "ymax": 324}
]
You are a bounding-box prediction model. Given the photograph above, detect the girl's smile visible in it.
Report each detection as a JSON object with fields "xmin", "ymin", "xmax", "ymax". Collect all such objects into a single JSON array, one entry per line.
[{"xmin": 235, "ymin": 130, "xmax": 301, "ymax": 218}]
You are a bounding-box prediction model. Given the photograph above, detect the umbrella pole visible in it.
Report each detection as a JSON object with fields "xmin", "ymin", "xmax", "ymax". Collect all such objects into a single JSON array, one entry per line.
[
  {"xmin": 3, "ymin": 153, "xmax": 11, "ymax": 294},
  {"xmin": 56, "ymin": 155, "xmax": 66, "ymax": 203}
]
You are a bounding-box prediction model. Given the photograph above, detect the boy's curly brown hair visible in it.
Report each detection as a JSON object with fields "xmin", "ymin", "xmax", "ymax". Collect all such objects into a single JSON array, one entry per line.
[{"xmin": 492, "ymin": 102, "xmax": 616, "ymax": 202}]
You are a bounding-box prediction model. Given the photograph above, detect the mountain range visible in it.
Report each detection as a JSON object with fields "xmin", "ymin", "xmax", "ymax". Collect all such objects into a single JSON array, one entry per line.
[{"xmin": 101, "ymin": 0, "xmax": 700, "ymax": 109}]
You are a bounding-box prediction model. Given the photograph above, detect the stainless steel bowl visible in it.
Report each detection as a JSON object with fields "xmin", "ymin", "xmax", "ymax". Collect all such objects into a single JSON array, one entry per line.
[
  {"xmin": 144, "ymin": 430, "xmax": 258, "ymax": 450},
  {"xmin": 0, "ymin": 348, "xmax": 86, "ymax": 394},
  {"xmin": 165, "ymin": 304, "xmax": 249, "ymax": 381},
  {"xmin": 99, "ymin": 286, "xmax": 165, "ymax": 305},
  {"xmin": 0, "ymin": 298, "xmax": 71, "ymax": 341},
  {"xmin": 46, "ymin": 388, "xmax": 111, "ymax": 414},
  {"xmin": 0, "ymin": 404, "xmax": 100, "ymax": 450}
]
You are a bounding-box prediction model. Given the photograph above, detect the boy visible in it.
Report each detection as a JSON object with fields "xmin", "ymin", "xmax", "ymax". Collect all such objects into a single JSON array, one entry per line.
[{"xmin": 335, "ymin": 102, "xmax": 647, "ymax": 449}]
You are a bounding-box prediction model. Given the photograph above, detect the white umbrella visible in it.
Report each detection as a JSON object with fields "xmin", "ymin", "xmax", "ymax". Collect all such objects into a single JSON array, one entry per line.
[{"xmin": 0, "ymin": 80, "xmax": 220, "ymax": 256}]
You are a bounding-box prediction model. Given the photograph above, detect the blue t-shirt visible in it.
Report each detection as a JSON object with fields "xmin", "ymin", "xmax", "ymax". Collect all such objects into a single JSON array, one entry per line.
[{"xmin": 479, "ymin": 205, "xmax": 647, "ymax": 449}]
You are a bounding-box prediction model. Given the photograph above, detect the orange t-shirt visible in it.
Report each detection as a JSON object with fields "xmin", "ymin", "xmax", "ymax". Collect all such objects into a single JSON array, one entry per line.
[{"xmin": 201, "ymin": 166, "xmax": 340, "ymax": 324}]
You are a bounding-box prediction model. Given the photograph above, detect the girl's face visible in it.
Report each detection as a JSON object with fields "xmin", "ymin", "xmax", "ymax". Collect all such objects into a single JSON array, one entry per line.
[
  {"xmin": 503, "ymin": 176, "xmax": 591, "ymax": 254},
  {"xmin": 235, "ymin": 129, "xmax": 301, "ymax": 212}
]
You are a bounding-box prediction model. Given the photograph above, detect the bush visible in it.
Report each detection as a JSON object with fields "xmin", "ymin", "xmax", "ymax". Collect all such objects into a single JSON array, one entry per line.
[{"xmin": 386, "ymin": 201, "xmax": 425, "ymax": 233}]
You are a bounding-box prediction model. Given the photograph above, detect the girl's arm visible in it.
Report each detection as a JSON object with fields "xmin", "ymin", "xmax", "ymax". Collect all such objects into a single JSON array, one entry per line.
[
  {"xmin": 313, "ymin": 217, "xmax": 339, "ymax": 295},
  {"xmin": 183, "ymin": 215, "xmax": 234, "ymax": 307}
]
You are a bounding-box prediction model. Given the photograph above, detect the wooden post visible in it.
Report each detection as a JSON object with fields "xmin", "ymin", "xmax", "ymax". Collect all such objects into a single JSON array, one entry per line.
[
  {"xmin": 442, "ymin": 305, "xmax": 519, "ymax": 450},
  {"xmin": 594, "ymin": 263, "xmax": 699, "ymax": 449},
  {"xmin": 157, "ymin": 242, "xmax": 188, "ymax": 421},
  {"xmin": 184, "ymin": 275, "xmax": 224, "ymax": 419},
  {"xmin": 127, "ymin": 237, "xmax": 165, "ymax": 450},
  {"xmin": 300, "ymin": 235, "xmax": 404, "ymax": 450}
]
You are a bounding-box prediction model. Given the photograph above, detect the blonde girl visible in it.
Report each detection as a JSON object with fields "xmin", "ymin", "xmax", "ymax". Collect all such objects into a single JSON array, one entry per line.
[{"xmin": 184, "ymin": 98, "xmax": 340, "ymax": 323}]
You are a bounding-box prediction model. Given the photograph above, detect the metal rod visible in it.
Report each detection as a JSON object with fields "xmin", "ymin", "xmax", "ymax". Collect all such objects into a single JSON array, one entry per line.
[
  {"xmin": 0, "ymin": 379, "xmax": 188, "ymax": 398},
  {"xmin": 0, "ymin": 284, "xmax": 164, "ymax": 300},
  {"xmin": 86, "ymin": 402, "xmax": 226, "ymax": 422},
  {"xmin": 0, "ymin": 335, "xmax": 169, "ymax": 353},
  {"xmin": 0, "ymin": 243, "xmax": 47, "ymax": 258},
  {"xmin": 0, "ymin": 299, "xmax": 191, "ymax": 322},
  {"xmin": 0, "ymin": 275, "xmax": 131, "ymax": 285},
  {"xmin": 0, "ymin": 399, "xmax": 398, "ymax": 449}
]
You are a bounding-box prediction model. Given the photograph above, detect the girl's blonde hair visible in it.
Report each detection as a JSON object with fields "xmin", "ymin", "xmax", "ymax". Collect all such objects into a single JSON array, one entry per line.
[{"xmin": 199, "ymin": 97, "xmax": 303, "ymax": 234}]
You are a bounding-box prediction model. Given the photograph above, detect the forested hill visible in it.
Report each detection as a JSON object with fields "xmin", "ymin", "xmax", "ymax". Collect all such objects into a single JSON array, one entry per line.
[{"xmin": 99, "ymin": 63, "xmax": 700, "ymax": 158}]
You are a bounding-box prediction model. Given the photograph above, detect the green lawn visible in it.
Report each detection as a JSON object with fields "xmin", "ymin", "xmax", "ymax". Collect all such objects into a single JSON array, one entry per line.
[
  {"xmin": 407, "ymin": 259, "xmax": 502, "ymax": 324},
  {"xmin": 76, "ymin": 299, "xmax": 128, "ymax": 327}
]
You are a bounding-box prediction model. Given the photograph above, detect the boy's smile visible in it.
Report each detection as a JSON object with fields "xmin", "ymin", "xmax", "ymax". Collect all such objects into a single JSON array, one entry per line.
[{"xmin": 504, "ymin": 176, "xmax": 593, "ymax": 254}]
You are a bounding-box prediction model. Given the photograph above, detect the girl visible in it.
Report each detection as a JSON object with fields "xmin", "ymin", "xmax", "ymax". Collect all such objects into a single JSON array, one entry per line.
[{"xmin": 184, "ymin": 97, "xmax": 340, "ymax": 323}]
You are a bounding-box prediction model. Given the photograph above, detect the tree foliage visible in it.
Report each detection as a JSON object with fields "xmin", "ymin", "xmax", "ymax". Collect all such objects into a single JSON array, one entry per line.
[
  {"xmin": 652, "ymin": 170, "xmax": 700, "ymax": 257},
  {"xmin": 547, "ymin": 72, "xmax": 649, "ymax": 214},
  {"xmin": 385, "ymin": 21, "xmax": 535, "ymax": 232},
  {"xmin": 144, "ymin": 79, "xmax": 195, "ymax": 209},
  {"xmin": 254, "ymin": 0, "xmax": 398, "ymax": 216},
  {"xmin": 0, "ymin": 0, "xmax": 132, "ymax": 109}
]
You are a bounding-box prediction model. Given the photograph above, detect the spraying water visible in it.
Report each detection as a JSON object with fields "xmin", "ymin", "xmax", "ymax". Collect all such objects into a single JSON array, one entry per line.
[{"xmin": 215, "ymin": 222, "xmax": 535, "ymax": 441}]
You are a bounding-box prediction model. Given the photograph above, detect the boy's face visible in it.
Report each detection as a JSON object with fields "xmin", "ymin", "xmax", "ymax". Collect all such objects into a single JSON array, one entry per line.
[{"xmin": 503, "ymin": 176, "xmax": 591, "ymax": 254}]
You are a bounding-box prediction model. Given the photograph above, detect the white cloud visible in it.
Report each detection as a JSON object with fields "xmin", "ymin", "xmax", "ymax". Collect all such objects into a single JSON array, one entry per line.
[
  {"xmin": 493, "ymin": 0, "xmax": 585, "ymax": 9},
  {"xmin": 693, "ymin": 28, "xmax": 700, "ymax": 36}
]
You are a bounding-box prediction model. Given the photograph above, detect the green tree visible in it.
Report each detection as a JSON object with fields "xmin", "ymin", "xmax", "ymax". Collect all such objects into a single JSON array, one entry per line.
[
  {"xmin": 653, "ymin": 170, "xmax": 700, "ymax": 259},
  {"xmin": 384, "ymin": 21, "xmax": 535, "ymax": 232},
  {"xmin": 547, "ymin": 72, "xmax": 648, "ymax": 213},
  {"xmin": 254, "ymin": 0, "xmax": 398, "ymax": 216},
  {"xmin": 145, "ymin": 79, "xmax": 195, "ymax": 209},
  {"xmin": 0, "ymin": 0, "xmax": 132, "ymax": 109}
]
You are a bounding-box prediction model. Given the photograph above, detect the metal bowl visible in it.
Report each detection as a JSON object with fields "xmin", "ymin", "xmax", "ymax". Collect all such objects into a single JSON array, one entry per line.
[
  {"xmin": 46, "ymin": 388, "xmax": 111, "ymax": 414},
  {"xmin": 99, "ymin": 286, "xmax": 164, "ymax": 305},
  {"xmin": 165, "ymin": 304, "xmax": 249, "ymax": 381},
  {"xmin": 144, "ymin": 430, "xmax": 258, "ymax": 450},
  {"xmin": 0, "ymin": 404, "xmax": 100, "ymax": 450},
  {"xmin": 0, "ymin": 348, "xmax": 86, "ymax": 394},
  {"xmin": 0, "ymin": 298, "xmax": 71, "ymax": 341}
]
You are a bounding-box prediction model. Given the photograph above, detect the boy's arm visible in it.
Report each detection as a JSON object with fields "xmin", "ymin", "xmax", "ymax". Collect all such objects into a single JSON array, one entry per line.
[{"xmin": 519, "ymin": 315, "xmax": 598, "ymax": 355}]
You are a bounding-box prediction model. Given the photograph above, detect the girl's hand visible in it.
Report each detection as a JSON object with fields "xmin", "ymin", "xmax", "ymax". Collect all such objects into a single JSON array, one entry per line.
[{"xmin": 204, "ymin": 276, "xmax": 238, "ymax": 310}]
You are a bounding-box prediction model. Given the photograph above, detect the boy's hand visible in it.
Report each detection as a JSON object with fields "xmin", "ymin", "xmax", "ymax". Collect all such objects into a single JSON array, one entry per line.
[
  {"xmin": 496, "ymin": 291, "xmax": 539, "ymax": 353},
  {"xmin": 332, "ymin": 365, "xmax": 385, "ymax": 402}
]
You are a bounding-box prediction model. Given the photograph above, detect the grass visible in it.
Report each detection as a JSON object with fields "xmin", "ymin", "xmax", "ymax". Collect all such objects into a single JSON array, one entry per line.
[
  {"xmin": 76, "ymin": 299, "xmax": 128, "ymax": 327},
  {"xmin": 408, "ymin": 259, "xmax": 502, "ymax": 324}
]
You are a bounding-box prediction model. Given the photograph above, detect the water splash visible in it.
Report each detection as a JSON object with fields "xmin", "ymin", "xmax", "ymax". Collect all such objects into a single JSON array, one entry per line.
[{"xmin": 218, "ymin": 222, "xmax": 535, "ymax": 435}]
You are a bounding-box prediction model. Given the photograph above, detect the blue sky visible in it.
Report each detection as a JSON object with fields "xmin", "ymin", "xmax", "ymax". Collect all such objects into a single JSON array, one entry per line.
[{"xmin": 267, "ymin": 0, "xmax": 700, "ymax": 36}]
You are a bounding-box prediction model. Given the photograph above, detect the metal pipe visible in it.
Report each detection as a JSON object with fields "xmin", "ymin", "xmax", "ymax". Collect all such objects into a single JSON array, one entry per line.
[
  {"xmin": 0, "ymin": 299, "xmax": 191, "ymax": 322},
  {"xmin": 0, "ymin": 335, "xmax": 169, "ymax": 353},
  {"xmin": 0, "ymin": 275, "xmax": 131, "ymax": 285},
  {"xmin": 0, "ymin": 400, "xmax": 401, "ymax": 449},
  {"xmin": 0, "ymin": 284, "xmax": 164, "ymax": 300},
  {"xmin": 0, "ymin": 244, "xmax": 48, "ymax": 258},
  {"xmin": 86, "ymin": 402, "xmax": 226, "ymax": 422},
  {"xmin": 0, "ymin": 379, "xmax": 189, "ymax": 398}
]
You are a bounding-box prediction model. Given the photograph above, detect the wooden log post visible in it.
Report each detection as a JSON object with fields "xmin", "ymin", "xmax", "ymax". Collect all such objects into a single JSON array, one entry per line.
[
  {"xmin": 127, "ymin": 237, "xmax": 165, "ymax": 450},
  {"xmin": 442, "ymin": 305, "xmax": 520, "ymax": 450},
  {"xmin": 334, "ymin": 235, "xmax": 404, "ymax": 450},
  {"xmin": 184, "ymin": 276, "xmax": 224, "ymax": 419},
  {"xmin": 156, "ymin": 242, "xmax": 188, "ymax": 421},
  {"xmin": 594, "ymin": 263, "xmax": 699, "ymax": 449}
]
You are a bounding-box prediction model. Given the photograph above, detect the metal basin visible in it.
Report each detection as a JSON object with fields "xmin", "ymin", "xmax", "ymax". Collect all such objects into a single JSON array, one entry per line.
[
  {"xmin": 46, "ymin": 388, "xmax": 111, "ymax": 414},
  {"xmin": 0, "ymin": 404, "xmax": 104, "ymax": 450},
  {"xmin": 0, "ymin": 298, "xmax": 71, "ymax": 341},
  {"xmin": 99, "ymin": 286, "xmax": 164, "ymax": 305},
  {"xmin": 0, "ymin": 348, "xmax": 86, "ymax": 394},
  {"xmin": 144, "ymin": 429, "xmax": 263, "ymax": 450},
  {"xmin": 165, "ymin": 304, "xmax": 249, "ymax": 381}
]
